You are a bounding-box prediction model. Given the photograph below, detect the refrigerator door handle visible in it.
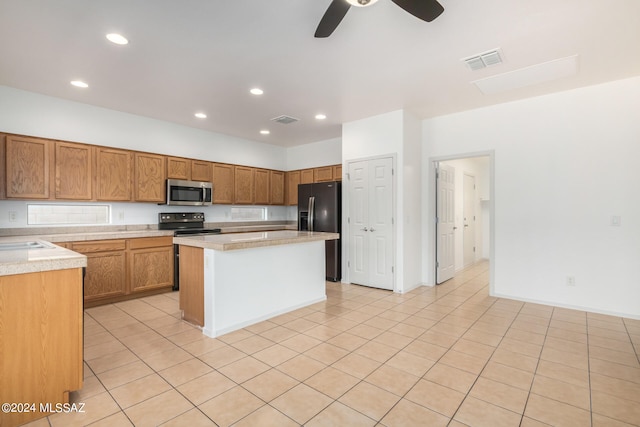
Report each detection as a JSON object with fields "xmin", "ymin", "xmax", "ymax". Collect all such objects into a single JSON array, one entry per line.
[{"xmin": 308, "ymin": 196, "xmax": 315, "ymax": 232}]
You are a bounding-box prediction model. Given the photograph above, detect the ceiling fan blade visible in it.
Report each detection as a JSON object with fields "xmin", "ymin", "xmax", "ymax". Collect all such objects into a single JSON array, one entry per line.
[
  {"xmin": 315, "ymin": 0, "xmax": 351, "ymax": 38},
  {"xmin": 390, "ymin": 0, "xmax": 444, "ymax": 22}
]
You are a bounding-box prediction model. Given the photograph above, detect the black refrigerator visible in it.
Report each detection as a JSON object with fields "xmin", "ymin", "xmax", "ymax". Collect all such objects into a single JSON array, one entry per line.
[{"xmin": 298, "ymin": 181, "xmax": 341, "ymax": 281}]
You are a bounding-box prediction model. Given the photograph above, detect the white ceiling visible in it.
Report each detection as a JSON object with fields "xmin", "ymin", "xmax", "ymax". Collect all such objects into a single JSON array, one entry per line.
[{"xmin": 1, "ymin": 0, "xmax": 639, "ymax": 147}]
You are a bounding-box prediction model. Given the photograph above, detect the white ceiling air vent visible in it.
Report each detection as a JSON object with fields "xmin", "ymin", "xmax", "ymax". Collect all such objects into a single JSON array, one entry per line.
[
  {"xmin": 463, "ymin": 48, "xmax": 503, "ymax": 71},
  {"xmin": 271, "ymin": 115, "xmax": 299, "ymax": 125}
]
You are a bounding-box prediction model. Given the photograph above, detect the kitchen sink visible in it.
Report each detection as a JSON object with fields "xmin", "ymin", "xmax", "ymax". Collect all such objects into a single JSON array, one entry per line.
[{"xmin": 0, "ymin": 241, "xmax": 54, "ymax": 251}]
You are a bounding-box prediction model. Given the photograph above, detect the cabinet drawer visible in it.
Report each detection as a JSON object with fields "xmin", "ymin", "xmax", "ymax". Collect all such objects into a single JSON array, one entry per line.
[
  {"xmin": 72, "ymin": 239, "xmax": 126, "ymax": 253},
  {"xmin": 128, "ymin": 236, "xmax": 173, "ymax": 250}
]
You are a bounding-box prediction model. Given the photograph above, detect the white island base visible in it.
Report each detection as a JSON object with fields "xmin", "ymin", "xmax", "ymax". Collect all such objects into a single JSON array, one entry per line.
[{"xmin": 203, "ymin": 240, "xmax": 326, "ymax": 337}]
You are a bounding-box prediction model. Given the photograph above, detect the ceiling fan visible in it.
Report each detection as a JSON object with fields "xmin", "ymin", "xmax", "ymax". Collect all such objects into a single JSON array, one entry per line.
[{"xmin": 315, "ymin": 0, "xmax": 444, "ymax": 38}]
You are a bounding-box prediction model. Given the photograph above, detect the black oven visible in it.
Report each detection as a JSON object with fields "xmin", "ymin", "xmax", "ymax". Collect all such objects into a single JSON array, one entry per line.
[{"xmin": 159, "ymin": 212, "xmax": 221, "ymax": 290}]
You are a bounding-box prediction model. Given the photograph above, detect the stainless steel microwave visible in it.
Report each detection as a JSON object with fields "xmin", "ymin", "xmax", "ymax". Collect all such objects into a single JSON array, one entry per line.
[{"xmin": 165, "ymin": 179, "xmax": 213, "ymax": 206}]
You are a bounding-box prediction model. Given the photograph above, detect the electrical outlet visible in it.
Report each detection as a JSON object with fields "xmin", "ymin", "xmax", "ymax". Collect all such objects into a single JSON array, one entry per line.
[
  {"xmin": 8, "ymin": 211, "xmax": 17, "ymax": 222},
  {"xmin": 118, "ymin": 211, "xmax": 125, "ymax": 221},
  {"xmin": 566, "ymin": 276, "xmax": 576, "ymax": 287}
]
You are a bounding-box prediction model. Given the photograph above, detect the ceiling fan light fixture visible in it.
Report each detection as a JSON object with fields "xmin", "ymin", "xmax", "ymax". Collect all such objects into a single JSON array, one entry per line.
[{"xmin": 346, "ymin": 0, "xmax": 379, "ymax": 7}]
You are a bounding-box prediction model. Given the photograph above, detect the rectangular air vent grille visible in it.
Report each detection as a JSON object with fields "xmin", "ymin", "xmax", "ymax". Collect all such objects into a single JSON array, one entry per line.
[
  {"xmin": 463, "ymin": 48, "xmax": 503, "ymax": 71},
  {"xmin": 271, "ymin": 115, "xmax": 299, "ymax": 125}
]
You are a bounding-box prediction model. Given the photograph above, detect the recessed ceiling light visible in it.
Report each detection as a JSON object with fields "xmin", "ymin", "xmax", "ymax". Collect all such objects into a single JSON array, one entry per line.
[
  {"xmin": 250, "ymin": 88, "xmax": 264, "ymax": 95},
  {"xmin": 106, "ymin": 33, "xmax": 129, "ymax": 45},
  {"xmin": 260, "ymin": 130, "xmax": 270, "ymax": 135},
  {"xmin": 315, "ymin": 114, "xmax": 327, "ymax": 120},
  {"xmin": 194, "ymin": 112, "xmax": 207, "ymax": 119},
  {"xmin": 70, "ymin": 80, "xmax": 89, "ymax": 88}
]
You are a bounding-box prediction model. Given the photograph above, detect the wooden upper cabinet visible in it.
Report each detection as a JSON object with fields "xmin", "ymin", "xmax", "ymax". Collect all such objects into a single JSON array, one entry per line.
[
  {"xmin": 254, "ymin": 168, "xmax": 270, "ymax": 205},
  {"xmin": 191, "ymin": 160, "xmax": 212, "ymax": 182},
  {"xmin": 234, "ymin": 166, "xmax": 254, "ymax": 204},
  {"xmin": 286, "ymin": 171, "xmax": 301, "ymax": 206},
  {"xmin": 212, "ymin": 163, "xmax": 234, "ymax": 204},
  {"xmin": 332, "ymin": 164, "xmax": 342, "ymax": 181},
  {"xmin": 269, "ymin": 170, "xmax": 284, "ymax": 205},
  {"xmin": 314, "ymin": 166, "xmax": 333, "ymax": 182},
  {"xmin": 96, "ymin": 147, "xmax": 132, "ymax": 201},
  {"xmin": 167, "ymin": 156, "xmax": 190, "ymax": 180},
  {"xmin": 5, "ymin": 135, "xmax": 52, "ymax": 199},
  {"xmin": 134, "ymin": 152, "xmax": 166, "ymax": 202},
  {"xmin": 301, "ymin": 168, "xmax": 314, "ymax": 184},
  {"xmin": 55, "ymin": 141, "xmax": 93, "ymax": 200}
]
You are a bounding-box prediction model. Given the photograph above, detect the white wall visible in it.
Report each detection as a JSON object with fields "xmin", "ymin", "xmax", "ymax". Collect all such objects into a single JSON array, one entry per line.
[
  {"xmin": 0, "ymin": 86, "xmax": 305, "ymax": 228},
  {"xmin": 286, "ymin": 137, "xmax": 342, "ymax": 171},
  {"xmin": 423, "ymin": 76, "xmax": 640, "ymax": 318},
  {"xmin": 401, "ymin": 112, "xmax": 422, "ymax": 292},
  {"xmin": 342, "ymin": 110, "xmax": 423, "ymax": 292}
]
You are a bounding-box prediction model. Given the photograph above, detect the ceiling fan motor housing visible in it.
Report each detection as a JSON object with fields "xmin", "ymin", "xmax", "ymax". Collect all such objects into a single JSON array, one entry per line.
[{"xmin": 347, "ymin": 0, "xmax": 378, "ymax": 7}]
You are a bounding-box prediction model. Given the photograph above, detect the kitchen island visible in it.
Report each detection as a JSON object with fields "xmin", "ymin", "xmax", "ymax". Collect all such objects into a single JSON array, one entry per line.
[
  {"xmin": 0, "ymin": 240, "xmax": 86, "ymax": 426},
  {"xmin": 174, "ymin": 230, "xmax": 339, "ymax": 338}
]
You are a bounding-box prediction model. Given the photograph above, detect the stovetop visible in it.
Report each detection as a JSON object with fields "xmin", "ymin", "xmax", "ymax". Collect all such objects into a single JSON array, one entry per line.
[{"xmin": 158, "ymin": 212, "xmax": 221, "ymax": 235}]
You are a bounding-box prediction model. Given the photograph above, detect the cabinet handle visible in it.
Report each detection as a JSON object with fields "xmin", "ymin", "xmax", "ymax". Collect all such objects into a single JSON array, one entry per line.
[
  {"xmin": 361, "ymin": 227, "xmax": 368, "ymax": 231},
  {"xmin": 370, "ymin": 228, "xmax": 375, "ymax": 232}
]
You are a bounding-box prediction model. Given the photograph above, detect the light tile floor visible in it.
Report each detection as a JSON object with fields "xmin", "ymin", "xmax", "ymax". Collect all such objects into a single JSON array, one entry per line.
[{"xmin": 25, "ymin": 261, "xmax": 640, "ymax": 426}]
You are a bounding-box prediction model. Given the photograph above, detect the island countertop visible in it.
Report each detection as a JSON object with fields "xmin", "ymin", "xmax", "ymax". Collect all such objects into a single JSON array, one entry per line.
[{"xmin": 174, "ymin": 230, "xmax": 339, "ymax": 251}]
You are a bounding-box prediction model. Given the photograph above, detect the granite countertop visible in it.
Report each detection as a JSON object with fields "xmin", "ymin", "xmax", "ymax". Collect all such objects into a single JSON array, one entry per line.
[
  {"xmin": 0, "ymin": 222, "xmax": 298, "ymax": 243},
  {"xmin": 174, "ymin": 230, "xmax": 339, "ymax": 251},
  {"xmin": 0, "ymin": 239, "xmax": 87, "ymax": 276}
]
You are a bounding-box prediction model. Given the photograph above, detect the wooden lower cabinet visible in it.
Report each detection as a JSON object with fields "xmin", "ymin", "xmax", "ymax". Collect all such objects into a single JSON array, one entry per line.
[
  {"xmin": 65, "ymin": 236, "xmax": 174, "ymax": 307},
  {"xmin": 78, "ymin": 240, "xmax": 127, "ymax": 301},
  {"xmin": 129, "ymin": 237, "xmax": 174, "ymax": 293},
  {"xmin": 179, "ymin": 245, "xmax": 204, "ymax": 326},
  {"xmin": 0, "ymin": 268, "xmax": 83, "ymax": 426}
]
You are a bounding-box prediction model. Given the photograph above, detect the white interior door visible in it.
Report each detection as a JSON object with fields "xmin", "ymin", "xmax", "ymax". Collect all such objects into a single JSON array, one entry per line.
[
  {"xmin": 368, "ymin": 157, "xmax": 393, "ymax": 290},
  {"xmin": 436, "ymin": 163, "xmax": 455, "ymax": 284},
  {"xmin": 348, "ymin": 157, "xmax": 394, "ymax": 290},
  {"xmin": 348, "ymin": 160, "xmax": 369, "ymax": 286},
  {"xmin": 463, "ymin": 173, "xmax": 476, "ymax": 267}
]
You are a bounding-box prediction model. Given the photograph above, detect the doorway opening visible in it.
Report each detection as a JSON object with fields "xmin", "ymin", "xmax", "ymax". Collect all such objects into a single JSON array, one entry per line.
[{"xmin": 434, "ymin": 154, "xmax": 493, "ymax": 286}]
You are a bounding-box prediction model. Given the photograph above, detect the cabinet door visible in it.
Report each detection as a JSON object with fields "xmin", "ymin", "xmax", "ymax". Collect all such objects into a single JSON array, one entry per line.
[
  {"xmin": 191, "ymin": 160, "xmax": 212, "ymax": 182},
  {"xmin": 286, "ymin": 171, "xmax": 300, "ymax": 206},
  {"xmin": 96, "ymin": 147, "xmax": 132, "ymax": 201},
  {"xmin": 213, "ymin": 163, "xmax": 234, "ymax": 204},
  {"xmin": 134, "ymin": 152, "xmax": 166, "ymax": 202},
  {"xmin": 300, "ymin": 168, "xmax": 314, "ymax": 184},
  {"xmin": 270, "ymin": 170, "xmax": 285, "ymax": 205},
  {"xmin": 83, "ymin": 251, "xmax": 128, "ymax": 300},
  {"xmin": 254, "ymin": 168, "xmax": 270, "ymax": 205},
  {"xmin": 55, "ymin": 141, "xmax": 93, "ymax": 200},
  {"xmin": 234, "ymin": 166, "xmax": 254, "ymax": 204},
  {"xmin": 6, "ymin": 135, "xmax": 52, "ymax": 199},
  {"xmin": 129, "ymin": 245, "xmax": 174, "ymax": 293},
  {"xmin": 0, "ymin": 134, "xmax": 6, "ymax": 199},
  {"xmin": 72, "ymin": 240, "xmax": 128, "ymax": 301},
  {"xmin": 167, "ymin": 156, "xmax": 190, "ymax": 180},
  {"xmin": 314, "ymin": 166, "xmax": 333, "ymax": 182},
  {"xmin": 332, "ymin": 164, "xmax": 342, "ymax": 181}
]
